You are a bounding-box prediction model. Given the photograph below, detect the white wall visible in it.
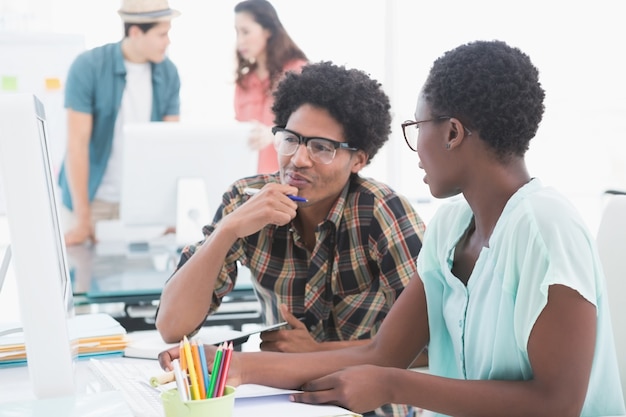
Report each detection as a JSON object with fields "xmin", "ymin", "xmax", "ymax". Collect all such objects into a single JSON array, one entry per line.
[
  {"xmin": 387, "ymin": 0, "xmax": 626, "ymax": 230},
  {"xmin": 2, "ymin": 0, "xmax": 625, "ymax": 230}
]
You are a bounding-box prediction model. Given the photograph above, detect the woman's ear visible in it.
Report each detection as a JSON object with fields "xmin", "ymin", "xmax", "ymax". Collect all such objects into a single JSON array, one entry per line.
[{"xmin": 447, "ymin": 117, "xmax": 470, "ymax": 150}]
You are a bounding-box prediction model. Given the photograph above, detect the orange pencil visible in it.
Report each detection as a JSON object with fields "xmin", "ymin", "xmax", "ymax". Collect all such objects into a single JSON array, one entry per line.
[
  {"xmin": 179, "ymin": 340, "xmax": 186, "ymax": 372},
  {"xmin": 191, "ymin": 340, "xmax": 206, "ymax": 399},
  {"xmin": 216, "ymin": 342, "xmax": 233, "ymax": 397}
]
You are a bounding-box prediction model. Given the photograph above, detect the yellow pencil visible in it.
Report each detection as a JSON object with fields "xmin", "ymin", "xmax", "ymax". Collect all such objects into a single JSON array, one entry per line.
[{"xmin": 182, "ymin": 336, "xmax": 201, "ymax": 400}]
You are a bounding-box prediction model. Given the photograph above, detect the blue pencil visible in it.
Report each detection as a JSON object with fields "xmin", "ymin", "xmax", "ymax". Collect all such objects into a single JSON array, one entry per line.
[{"xmin": 197, "ymin": 342, "xmax": 210, "ymax": 398}]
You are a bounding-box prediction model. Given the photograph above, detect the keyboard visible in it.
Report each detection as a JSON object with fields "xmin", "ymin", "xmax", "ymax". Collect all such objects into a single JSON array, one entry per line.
[{"xmin": 89, "ymin": 358, "xmax": 167, "ymax": 417}]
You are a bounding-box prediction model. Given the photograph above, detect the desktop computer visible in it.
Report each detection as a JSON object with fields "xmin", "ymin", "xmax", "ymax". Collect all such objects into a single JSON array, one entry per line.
[
  {"xmin": 120, "ymin": 122, "xmax": 257, "ymax": 248},
  {"xmin": 0, "ymin": 93, "xmax": 76, "ymax": 398}
]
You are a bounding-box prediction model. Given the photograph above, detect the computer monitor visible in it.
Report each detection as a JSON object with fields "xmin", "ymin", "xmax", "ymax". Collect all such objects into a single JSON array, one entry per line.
[
  {"xmin": 120, "ymin": 122, "xmax": 257, "ymax": 245},
  {"xmin": 0, "ymin": 93, "xmax": 76, "ymax": 398}
]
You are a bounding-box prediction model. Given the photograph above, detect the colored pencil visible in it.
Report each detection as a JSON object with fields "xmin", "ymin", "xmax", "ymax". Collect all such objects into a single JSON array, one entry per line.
[
  {"xmin": 191, "ymin": 340, "xmax": 206, "ymax": 399},
  {"xmin": 182, "ymin": 336, "xmax": 201, "ymax": 400},
  {"xmin": 206, "ymin": 343, "xmax": 224, "ymax": 398},
  {"xmin": 172, "ymin": 359, "xmax": 189, "ymax": 402},
  {"xmin": 197, "ymin": 343, "xmax": 210, "ymax": 399},
  {"xmin": 216, "ymin": 342, "xmax": 233, "ymax": 397}
]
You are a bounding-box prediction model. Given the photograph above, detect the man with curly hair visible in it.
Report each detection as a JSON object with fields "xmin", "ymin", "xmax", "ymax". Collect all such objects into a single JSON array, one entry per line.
[{"xmin": 156, "ymin": 61, "xmax": 426, "ymax": 417}]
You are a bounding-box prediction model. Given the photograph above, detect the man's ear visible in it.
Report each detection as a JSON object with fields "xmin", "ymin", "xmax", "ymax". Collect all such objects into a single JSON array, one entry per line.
[
  {"xmin": 128, "ymin": 24, "xmax": 142, "ymax": 38},
  {"xmin": 350, "ymin": 150, "xmax": 369, "ymax": 173}
]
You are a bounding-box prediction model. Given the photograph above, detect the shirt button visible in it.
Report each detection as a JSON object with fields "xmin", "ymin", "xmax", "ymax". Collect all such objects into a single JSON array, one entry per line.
[{"xmin": 458, "ymin": 320, "xmax": 463, "ymax": 328}]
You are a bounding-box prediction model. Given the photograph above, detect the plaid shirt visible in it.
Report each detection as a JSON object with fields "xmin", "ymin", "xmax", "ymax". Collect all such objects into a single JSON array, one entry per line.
[
  {"xmin": 178, "ymin": 172, "xmax": 424, "ymax": 341},
  {"xmin": 177, "ymin": 173, "xmax": 425, "ymax": 416}
]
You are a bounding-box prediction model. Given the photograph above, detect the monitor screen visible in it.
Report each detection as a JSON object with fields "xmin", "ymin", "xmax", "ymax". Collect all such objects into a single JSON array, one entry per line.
[
  {"xmin": 0, "ymin": 93, "xmax": 76, "ymax": 398},
  {"xmin": 120, "ymin": 122, "xmax": 257, "ymax": 244}
]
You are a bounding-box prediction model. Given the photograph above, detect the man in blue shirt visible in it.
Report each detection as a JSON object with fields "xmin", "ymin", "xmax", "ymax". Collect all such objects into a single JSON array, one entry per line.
[{"xmin": 58, "ymin": 0, "xmax": 181, "ymax": 246}]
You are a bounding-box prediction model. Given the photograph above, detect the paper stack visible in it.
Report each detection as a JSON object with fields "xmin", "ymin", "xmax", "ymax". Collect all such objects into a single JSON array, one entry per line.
[{"xmin": 0, "ymin": 313, "xmax": 127, "ymax": 367}]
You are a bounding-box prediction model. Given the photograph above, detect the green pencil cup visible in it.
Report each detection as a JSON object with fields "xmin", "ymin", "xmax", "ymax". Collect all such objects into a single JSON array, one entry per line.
[{"xmin": 161, "ymin": 386, "xmax": 236, "ymax": 417}]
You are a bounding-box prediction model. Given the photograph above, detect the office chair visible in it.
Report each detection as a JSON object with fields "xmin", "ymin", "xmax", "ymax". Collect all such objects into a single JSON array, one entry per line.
[{"xmin": 596, "ymin": 193, "xmax": 626, "ymax": 401}]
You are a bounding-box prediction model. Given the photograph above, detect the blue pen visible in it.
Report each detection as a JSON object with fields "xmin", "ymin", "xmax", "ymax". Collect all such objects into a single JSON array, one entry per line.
[
  {"xmin": 197, "ymin": 342, "xmax": 210, "ymax": 398},
  {"xmin": 243, "ymin": 187, "xmax": 307, "ymax": 202}
]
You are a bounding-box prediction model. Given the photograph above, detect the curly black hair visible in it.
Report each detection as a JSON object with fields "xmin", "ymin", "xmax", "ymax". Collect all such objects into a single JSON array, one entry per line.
[
  {"xmin": 272, "ymin": 61, "xmax": 391, "ymax": 164},
  {"xmin": 422, "ymin": 40, "xmax": 546, "ymax": 161}
]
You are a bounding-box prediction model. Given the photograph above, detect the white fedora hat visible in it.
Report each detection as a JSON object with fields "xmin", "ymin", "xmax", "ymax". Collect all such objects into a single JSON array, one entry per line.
[{"xmin": 118, "ymin": 0, "xmax": 181, "ymax": 23}]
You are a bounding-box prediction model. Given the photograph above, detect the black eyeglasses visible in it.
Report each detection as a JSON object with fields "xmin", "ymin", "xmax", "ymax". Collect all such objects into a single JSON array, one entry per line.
[
  {"xmin": 401, "ymin": 116, "xmax": 451, "ymax": 152},
  {"xmin": 272, "ymin": 126, "xmax": 358, "ymax": 165},
  {"xmin": 401, "ymin": 116, "xmax": 472, "ymax": 152}
]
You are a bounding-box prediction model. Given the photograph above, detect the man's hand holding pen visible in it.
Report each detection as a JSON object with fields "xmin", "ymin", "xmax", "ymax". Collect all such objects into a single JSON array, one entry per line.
[
  {"xmin": 244, "ymin": 187, "xmax": 307, "ymax": 203},
  {"xmin": 220, "ymin": 184, "xmax": 301, "ymax": 238},
  {"xmin": 260, "ymin": 304, "xmax": 318, "ymax": 353}
]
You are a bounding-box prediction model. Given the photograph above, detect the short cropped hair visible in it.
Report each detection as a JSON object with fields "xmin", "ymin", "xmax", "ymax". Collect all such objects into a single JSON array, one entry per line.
[
  {"xmin": 423, "ymin": 40, "xmax": 546, "ymax": 161},
  {"xmin": 124, "ymin": 22, "xmax": 158, "ymax": 37},
  {"xmin": 272, "ymin": 61, "xmax": 391, "ymax": 164}
]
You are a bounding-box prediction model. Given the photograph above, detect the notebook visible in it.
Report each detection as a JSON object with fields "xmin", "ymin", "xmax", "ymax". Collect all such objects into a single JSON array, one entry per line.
[
  {"xmin": 0, "ymin": 313, "xmax": 127, "ymax": 367},
  {"xmin": 233, "ymin": 384, "xmax": 362, "ymax": 417}
]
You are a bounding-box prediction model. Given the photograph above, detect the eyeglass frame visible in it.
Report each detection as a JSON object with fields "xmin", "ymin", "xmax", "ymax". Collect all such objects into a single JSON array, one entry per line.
[
  {"xmin": 401, "ymin": 116, "xmax": 472, "ymax": 152},
  {"xmin": 271, "ymin": 126, "xmax": 358, "ymax": 164}
]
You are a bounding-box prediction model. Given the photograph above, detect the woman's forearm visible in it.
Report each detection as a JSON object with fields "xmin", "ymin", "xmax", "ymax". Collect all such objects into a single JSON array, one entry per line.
[{"xmin": 239, "ymin": 345, "xmax": 377, "ymax": 389}]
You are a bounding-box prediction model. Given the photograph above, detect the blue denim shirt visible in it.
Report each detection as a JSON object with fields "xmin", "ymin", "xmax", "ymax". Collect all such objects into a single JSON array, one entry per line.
[{"xmin": 58, "ymin": 41, "xmax": 180, "ymax": 210}]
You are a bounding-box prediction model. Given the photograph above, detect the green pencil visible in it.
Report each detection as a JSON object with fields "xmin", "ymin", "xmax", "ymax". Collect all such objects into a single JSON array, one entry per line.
[{"xmin": 206, "ymin": 343, "xmax": 224, "ymax": 398}]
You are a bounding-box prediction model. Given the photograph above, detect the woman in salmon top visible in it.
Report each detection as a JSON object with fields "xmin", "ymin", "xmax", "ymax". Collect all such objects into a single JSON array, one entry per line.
[{"xmin": 233, "ymin": 0, "xmax": 308, "ymax": 174}]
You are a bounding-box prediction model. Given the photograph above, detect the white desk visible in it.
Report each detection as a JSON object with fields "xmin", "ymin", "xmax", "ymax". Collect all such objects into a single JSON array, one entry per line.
[
  {"xmin": 0, "ymin": 356, "xmax": 360, "ymax": 417},
  {"xmin": 0, "ymin": 357, "xmax": 155, "ymax": 404}
]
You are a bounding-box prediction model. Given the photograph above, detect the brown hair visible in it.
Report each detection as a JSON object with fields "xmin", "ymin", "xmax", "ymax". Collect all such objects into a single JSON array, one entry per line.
[{"xmin": 234, "ymin": 0, "xmax": 307, "ymax": 90}]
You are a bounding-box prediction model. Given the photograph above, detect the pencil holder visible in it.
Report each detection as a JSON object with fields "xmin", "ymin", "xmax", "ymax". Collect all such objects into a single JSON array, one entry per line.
[{"xmin": 161, "ymin": 386, "xmax": 236, "ymax": 417}]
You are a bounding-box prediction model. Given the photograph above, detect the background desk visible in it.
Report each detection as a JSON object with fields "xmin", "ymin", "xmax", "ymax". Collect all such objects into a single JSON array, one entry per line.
[{"xmin": 66, "ymin": 239, "xmax": 263, "ymax": 332}]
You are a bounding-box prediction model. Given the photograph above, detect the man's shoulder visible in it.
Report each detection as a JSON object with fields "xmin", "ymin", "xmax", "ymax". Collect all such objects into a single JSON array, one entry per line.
[
  {"xmin": 72, "ymin": 42, "xmax": 120, "ymax": 68},
  {"xmin": 153, "ymin": 55, "xmax": 179, "ymax": 76},
  {"xmin": 345, "ymin": 176, "xmax": 422, "ymax": 223},
  {"xmin": 349, "ymin": 175, "xmax": 404, "ymax": 202}
]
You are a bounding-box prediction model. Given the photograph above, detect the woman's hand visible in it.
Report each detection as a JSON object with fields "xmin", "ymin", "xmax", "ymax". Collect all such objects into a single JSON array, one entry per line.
[{"xmin": 292, "ymin": 365, "xmax": 393, "ymax": 414}]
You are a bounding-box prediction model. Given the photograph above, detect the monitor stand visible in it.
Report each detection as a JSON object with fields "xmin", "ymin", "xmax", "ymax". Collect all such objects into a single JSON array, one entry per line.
[
  {"xmin": 175, "ymin": 177, "xmax": 211, "ymax": 248},
  {"xmin": 94, "ymin": 177, "xmax": 210, "ymax": 253}
]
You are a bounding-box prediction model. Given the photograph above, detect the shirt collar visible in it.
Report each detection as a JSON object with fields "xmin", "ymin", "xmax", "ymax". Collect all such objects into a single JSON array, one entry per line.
[{"xmin": 323, "ymin": 178, "xmax": 352, "ymax": 229}]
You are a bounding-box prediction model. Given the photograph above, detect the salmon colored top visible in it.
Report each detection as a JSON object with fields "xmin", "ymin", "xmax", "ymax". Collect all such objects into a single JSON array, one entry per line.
[{"xmin": 234, "ymin": 59, "xmax": 308, "ymax": 174}]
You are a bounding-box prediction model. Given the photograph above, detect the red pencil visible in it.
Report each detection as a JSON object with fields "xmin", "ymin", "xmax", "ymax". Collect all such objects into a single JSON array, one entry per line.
[{"xmin": 216, "ymin": 342, "xmax": 233, "ymax": 397}]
